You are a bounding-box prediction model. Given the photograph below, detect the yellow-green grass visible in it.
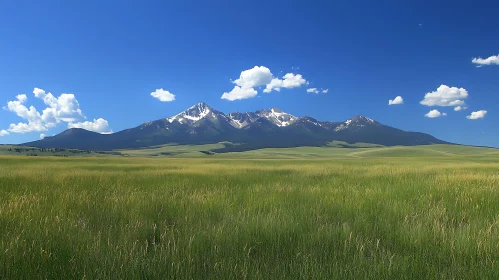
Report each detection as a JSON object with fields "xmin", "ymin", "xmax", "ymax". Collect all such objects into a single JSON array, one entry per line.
[
  {"xmin": 116, "ymin": 142, "xmax": 229, "ymax": 157},
  {"xmin": 119, "ymin": 143, "xmax": 499, "ymax": 159},
  {"xmin": 2, "ymin": 143, "xmax": 497, "ymax": 159},
  {"xmin": 325, "ymin": 140, "xmax": 384, "ymax": 148},
  {"xmin": 1, "ymin": 155, "xmax": 499, "ymax": 279}
]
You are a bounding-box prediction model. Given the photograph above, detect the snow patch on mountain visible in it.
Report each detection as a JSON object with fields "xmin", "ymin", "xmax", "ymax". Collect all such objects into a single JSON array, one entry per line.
[
  {"xmin": 256, "ymin": 108, "xmax": 298, "ymax": 127},
  {"xmin": 334, "ymin": 116, "xmax": 377, "ymax": 131},
  {"xmin": 227, "ymin": 112, "xmax": 259, "ymax": 128},
  {"xmin": 167, "ymin": 103, "xmax": 213, "ymax": 124},
  {"xmin": 165, "ymin": 103, "xmax": 377, "ymax": 132}
]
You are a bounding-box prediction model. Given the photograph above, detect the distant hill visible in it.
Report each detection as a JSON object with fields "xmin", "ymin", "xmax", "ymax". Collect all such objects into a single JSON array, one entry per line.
[{"xmin": 23, "ymin": 103, "xmax": 449, "ymax": 150}]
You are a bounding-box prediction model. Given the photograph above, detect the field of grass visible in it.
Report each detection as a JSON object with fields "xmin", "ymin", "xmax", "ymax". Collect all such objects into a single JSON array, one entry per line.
[
  {"xmin": 3, "ymin": 143, "xmax": 498, "ymax": 159},
  {"xmin": 119, "ymin": 143, "xmax": 499, "ymax": 159},
  {"xmin": 1, "ymin": 151, "xmax": 499, "ymax": 279},
  {"xmin": 325, "ymin": 140, "xmax": 384, "ymax": 148},
  {"xmin": 116, "ymin": 142, "xmax": 229, "ymax": 157}
]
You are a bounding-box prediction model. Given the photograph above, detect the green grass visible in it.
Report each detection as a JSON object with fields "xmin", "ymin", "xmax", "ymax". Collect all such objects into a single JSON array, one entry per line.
[
  {"xmin": 116, "ymin": 142, "xmax": 230, "ymax": 157},
  {"xmin": 2, "ymin": 143, "xmax": 497, "ymax": 159},
  {"xmin": 325, "ymin": 140, "xmax": 384, "ymax": 148},
  {"xmin": 119, "ymin": 143, "xmax": 499, "ymax": 159},
  {"xmin": 1, "ymin": 152, "xmax": 499, "ymax": 279}
]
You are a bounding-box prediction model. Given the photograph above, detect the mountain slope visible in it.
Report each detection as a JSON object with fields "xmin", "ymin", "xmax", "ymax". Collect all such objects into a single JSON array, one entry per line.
[
  {"xmin": 27, "ymin": 128, "xmax": 110, "ymax": 150},
  {"xmin": 23, "ymin": 103, "xmax": 449, "ymax": 150}
]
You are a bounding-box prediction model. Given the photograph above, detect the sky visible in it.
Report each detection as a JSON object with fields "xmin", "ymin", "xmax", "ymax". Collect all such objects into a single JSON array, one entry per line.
[{"xmin": 0, "ymin": 0, "xmax": 498, "ymax": 147}]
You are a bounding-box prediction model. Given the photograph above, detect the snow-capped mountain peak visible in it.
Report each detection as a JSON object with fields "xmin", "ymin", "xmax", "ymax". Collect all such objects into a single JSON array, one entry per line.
[
  {"xmin": 298, "ymin": 116, "xmax": 322, "ymax": 126},
  {"xmin": 165, "ymin": 104, "xmax": 377, "ymax": 131},
  {"xmin": 334, "ymin": 115, "xmax": 378, "ymax": 131},
  {"xmin": 255, "ymin": 108, "xmax": 298, "ymax": 127},
  {"xmin": 33, "ymin": 102, "xmax": 449, "ymax": 151},
  {"xmin": 227, "ymin": 112, "xmax": 258, "ymax": 128},
  {"xmin": 350, "ymin": 115, "xmax": 377, "ymax": 124},
  {"xmin": 167, "ymin": 102, "xmax": 215, "ymax": 124}
]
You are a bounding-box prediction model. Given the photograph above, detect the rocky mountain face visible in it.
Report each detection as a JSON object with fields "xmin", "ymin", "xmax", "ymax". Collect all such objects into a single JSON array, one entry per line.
[{"xmin": 23, "ymin": 103, "xmax": 448, "ymax": 151}]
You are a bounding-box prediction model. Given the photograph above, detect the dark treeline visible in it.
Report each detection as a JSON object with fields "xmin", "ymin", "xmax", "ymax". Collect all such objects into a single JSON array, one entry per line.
[
  {"xmin": 8, "ymin": 147, "xmax": 92, "ymax": 154},
  {"xmin": 5, "ymin": 147, "xmax": 125, "ymax": 157}
]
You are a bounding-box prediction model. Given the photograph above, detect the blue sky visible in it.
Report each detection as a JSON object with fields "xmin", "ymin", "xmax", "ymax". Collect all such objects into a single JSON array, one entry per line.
[{"xmin": 0, "ymin": 0, "xmax": 498, "ymax": 147}]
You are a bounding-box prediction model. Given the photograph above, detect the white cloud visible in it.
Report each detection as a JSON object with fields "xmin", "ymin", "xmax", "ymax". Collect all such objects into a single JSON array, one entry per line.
[
  {"xmin": 8, "ymin": 122, "xmax": 47, "ymax": 133},
  {"xmin": 4, "ymin": 96, "xmax": 47, "ymax": 133},
  {"xmin": 0, "ymin": 130, "xmax": 9, "ymax": 136},
  {"xmin": 307, "ymin": 88, "xmax": 328, "ymax": 94},
  {"xmin": 442, "ymin": 113, "xmax": 447, "ymax": 116},
  {"xmin": 472, "ymin": 55, "xmax": 499, "ymax": 66},
  {"xmin": 420, "ymin": 85, "xmax": 468, "ymax": 107},
  {"xmin": 16, "ymin": 94, "xmax": 28, "ymax": 103},
  {"xmin": 5, "ymin": 101, "xmax": 42, "ymax": 124},
  {"xmin": 221, "ymin": 86, "xmax": 258, "ymax": 101},
  {"xmin": 264, "ymin": 73, "xmax": 308, "ymax": 93},
  {"xmin": 221, "ymin": 66, "xmax": 273, "ymax": 101},
  {"xmin": 33, "ymin": 88, "xmax": 46, "ymax": 98},
  {"xmin": 151, "ymin": 88, "xmax": 175, "ymax": 102},
  {"xmin": 40, "ymin": 134, "xmax": 46, "ymax": 139},
  {"xmin": 454, "ymin": 106, "xmax": 468, "ymax": 111},
  {"xmin": 388, "ymin": 96, "xmax": 404, "ymax": 105},
  {"xmin": 234, "ymin": 66, "xmax": 273, "ymax": 88},
  {"xmin": 425, "ymin": 109, "xmax": 444, "ymax": 118},
  {"xmin": 49, "ymin": 94, "xmax": 83, "ymax": 122},
  {"xmin": 3, "ymin": 88, "xmax": 85, "ymax": 133},
  {"xmin": 68, "ymin": 118, "xmax": 112, "ymax": 134},
  {"xmin": 2, "ymin": 87, "xmax": 110, "ymax": 135},
  {"xmin": 30, "ymin": 88, "xmax": 84, "ymax": 122},
  {"xmin": 222, "ymin": 66, "xmax": 317, "ymax": 101},
  {"xmin": 467, "ymin": 110, "xmax": 487, "ymax": 120}
]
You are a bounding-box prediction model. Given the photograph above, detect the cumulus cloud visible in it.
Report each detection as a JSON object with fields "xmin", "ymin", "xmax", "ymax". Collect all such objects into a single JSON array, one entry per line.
[
  {"xmin": 0, "ymin": 130, "xmax": 9, "ymax": 136},
  {"xmin": 388, "ymin": 96, "xmax": 404, "ymax": 105},
  {"xmin": 33, "ymin": 88, "xmax": 46, "ymax": 98},
  {"xmin": 5, "ymin": 101, "xmax": 42, "ymax": 124},
  {"xmin": 29, "ymin": 88, "xmax": 84, "ymax": 122},
  {"xmin": 322, "ymin": 89, "xmax": 328, "ymax": 93},
  {"xmin": 425, "ymin": 109, "xmax": 444, "ymax": 118},
  {"xmin": 3, "ymin": 87, "xmax": 85, "ymax": 133},
  {"xmin": 221, "ymin": 66, "xmax": 315, "ymax": 101},
  {"xmin": 472, "ymin": 55, "xmax": 499, "ymax": 66},
  {"xmin": 420, "ymin": 85, "xmax": 468, "ymax": 107},
  {"xmin": 233, "ymin": 66, "xmax": 273, "ymax": 88},
  {"xmin": 2, "ymin": 87, "xmax": 110, "ymax": 135},
  {"xmin": 4, "ymin": 94, "xmax": 46, "ymax": 133},
  {"xmin": 467, "ymin": 110, "xmax": 487, "ymax": 120},
  {"xmin": 40, "ymin": 134, "xmax": 46, "ymax": 139},
  {"xmin": 151, "ymin": 88, "xmax": 175, "ymax": 102},
  {"xmin": 8, "ymin": 122, "xmax": 47, "ymax": 133},
  {"xmin": 454, "ymin": 106, "xmax": 468, "ymax": 111},
  {"xmin": 68, "ymin": 118, "xmax": 112, "ymax": 134},
  {"xmin": 264, "ymin": 73, "xmax": 308, "ymax": 93},
  {"xmin": 16, "ymin": 94, "xmax": 28, "ymax": 103},
  {"xmin": 221, "ymin": 86, "xmax": 258, "ymax": 101}
]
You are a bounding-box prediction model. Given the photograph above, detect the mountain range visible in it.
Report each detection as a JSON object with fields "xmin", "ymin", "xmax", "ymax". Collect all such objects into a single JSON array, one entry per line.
[{"xmin": 23, "ymin": 103, "xmax": 448, "ymax": 152}]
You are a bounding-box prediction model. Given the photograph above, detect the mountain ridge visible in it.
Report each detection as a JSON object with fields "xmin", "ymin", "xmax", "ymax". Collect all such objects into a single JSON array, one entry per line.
[{"xmin": 22, "ymin": 103, "xmax": 449, "ymax": 151}]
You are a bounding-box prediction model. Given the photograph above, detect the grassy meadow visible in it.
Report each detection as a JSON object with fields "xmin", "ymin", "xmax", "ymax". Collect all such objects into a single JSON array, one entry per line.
[{"xmin": 1, "ymin": 146, "xmax": 499, "ymax": 279}]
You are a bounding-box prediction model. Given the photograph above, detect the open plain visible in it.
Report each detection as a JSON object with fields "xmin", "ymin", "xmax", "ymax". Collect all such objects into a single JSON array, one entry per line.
[{"xmin": 1, "ymin": 145, "xmax": 499, "ymax": 279}]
